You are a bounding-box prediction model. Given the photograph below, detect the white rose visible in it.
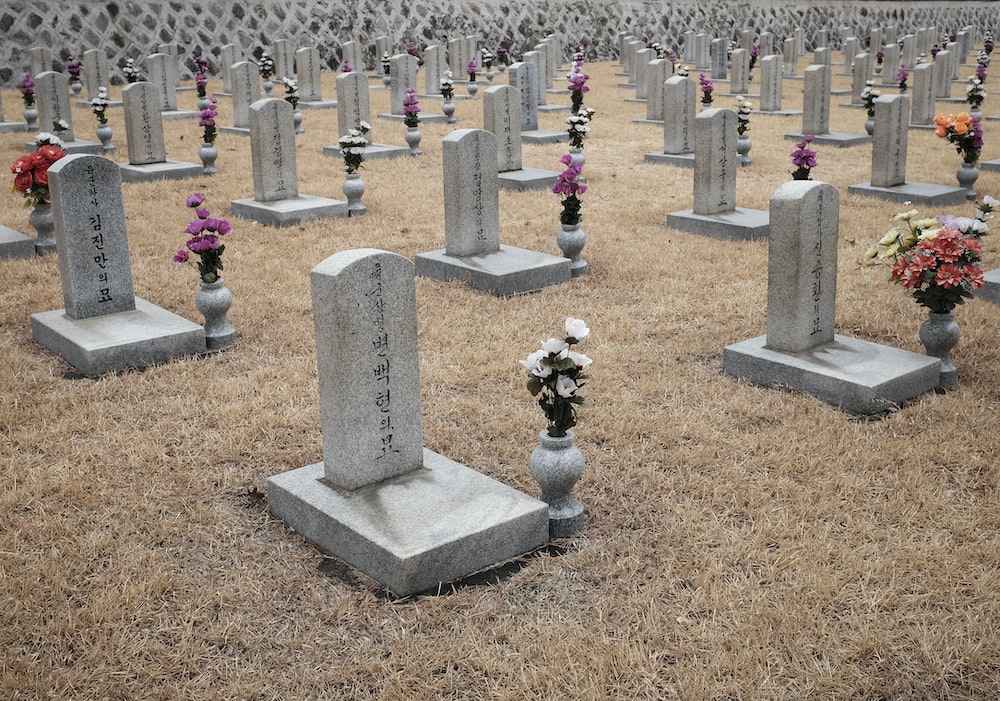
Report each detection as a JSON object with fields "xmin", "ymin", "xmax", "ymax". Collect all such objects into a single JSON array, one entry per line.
[
  {"xmin": 542, "ymin": 337, "xmax": 569, "ymax": 355},
  {"xmin": 555, "ymin": 375, "xmax": 578, "ymax": 398},
  {"xmin": 564, "ymin": 317, "xmax": 589, "ymax": 340},
  {"xmin": 567, "ymin": 351, "xmax": 592, "ymax": 370}
]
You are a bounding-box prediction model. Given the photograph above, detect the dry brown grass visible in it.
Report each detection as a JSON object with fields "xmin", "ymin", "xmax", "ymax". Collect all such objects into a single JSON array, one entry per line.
[{"xmin": 2, "ymin": 58, "xmax": 1000, "ymax": 700}]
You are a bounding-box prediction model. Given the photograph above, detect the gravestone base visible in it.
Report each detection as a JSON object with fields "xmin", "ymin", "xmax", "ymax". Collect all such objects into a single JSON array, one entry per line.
[
  {"xmin": 498, "ymin": 168, "xmax": 559, "ymax": 191},
  {"xmin": 27, "ymin": 139, "xmax": 103, "ymax": 155},
  {"xmin": 522, "ymin": 130, "xmax": 569, "ymax": 145},
  {"xmin": 538, "ymin": 104, "xmax": 571, "ymax": 113},
  {"xmin": 219, "ymin": 126, "xmax": 250, "ymax": 137},
  {"xmin": 160, "ymin": 109, "xmax": 201, "ymax": 121},
  {"xmin": 547, "ymin": 87, "xmax": 571, "ymax": 95},
  {"xmin": 231, "ymin": 194, "xmax": 349, "ymax": 227},
  {"xmin": 666, "ymin": 208, "xmax": 770, "ymax": 240},
  {"xmin": 267, "ymin": 449, "xmax": 549, "ymax": 598},
  {"xmin": 723, "ymin": 334, "xmax": 942, "ymax": 415},
  {"xmin": 720, "ymin": 91, "xmax": 760, "ymax": 99},
  {"xmin": 617, "ymin": 82, "xmax": 636, "ymax": 89},
  {"xmin": 979, "ymin": 159, "xmax": 1000, "ymax": 173},
  {"xmin": 784, "ymin": 132, "xmax": 872, "ymax": 148},
  {"xmin": 212, "ymin": 92, "xmax": 232, "ymax": 99},
  {"xmin": 632, "ymin": 118, "xmax": 664, "ymax": 125},
  {"xmin": 322, "ymin": 143, "xmax": 409, "ymax": 160},
  {"xmin": 830, "ymin": 88, "xmax": 851, "ymax": 95},
  {"xmin": 908, "ymin": 123, "xmax": 936, "ymax": 131},
  {"xmin": 973, "ymin": 268, "xmax": 1000, "ymax": 304},
  {"xmin": 0, "ymin": 225, "xmax": 36, "ymax": 259},
  {"xmin": 624, "ymin": 98, "xmax": 646, "ymax": 104},
  {"xmin": 119, "ymin": 160, "xmax": 203, "ymax": 182},
  {"xmin": 30, "ymin": 297, "xmax": 206, "ymax": 378},
  {"xmin": 76, "ymin": 99, "xmax": 121, "ymax": 109},
  {"xmin": 414, "ymin": 244, "xmax": 571, "ymax": 297},
  {"xmin": 297, "ymin": 99, "xmax": 338, "ymax": 110},
  {"xmin": 377, "ymin": 112, "xmax": 448, "ymax": 124},
  {"xmin": 756, "ymin": 109, "xmax": 803, "ymax": 117},
  {"xmin": 0, "ymin": 120, "xmax": 31, "ymax": 133},
  {"xmin": 847, "ymin": 181, "xmax": 968, "ymax": 206},
  {"xmin": 644, "ymin": 152, "xmax": 695, "ymax": 167}
]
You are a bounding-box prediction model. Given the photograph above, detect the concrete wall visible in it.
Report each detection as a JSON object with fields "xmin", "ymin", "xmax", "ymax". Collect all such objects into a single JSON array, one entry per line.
[{"xmin": 1, "ymin": 1, "xmax": 996, "ymax": 84}]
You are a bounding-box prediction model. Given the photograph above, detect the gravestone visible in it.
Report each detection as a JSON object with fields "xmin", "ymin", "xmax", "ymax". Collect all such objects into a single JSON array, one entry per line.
[
  {"xmin": 272, "ymin": 39, "xmax": 294, "ymax": 79},
  {"xmin": 143, "ymin": 53, "xmax": 198, "ymax": 119},
  {"xmin": 638, "ymin": 59, "xmax": 670, "ymax": 123},
  {"xmin": 532, "ymin": 43, "xmax": 553, "ymax": 91},
  {"xmin": 523, "ymin": 51, "xmax": 549, "ymax": 107},
  {"xmin": 683, "ymin": 31, "xmax": 696, "ymax": 62},
  {"xmin": 901, "ymin": 35, "xmax": 917, "ymax": 73},
  {"xmin": 219, "ymin": 44, "xmax": 238, "ymax": 95},
  {"xmin": 509, "ymin": 62, "xmax": 567, "ymax": 144},
  {"xmin": 814, "ymin": 47, "xmax": 832, "ymax": 67},
  {"xmin": 448, "ymin": 38, "xmax": 468, "ymax": 77},
  {"xmin": 30, "ymin": 154, "xmax": 205, "ymax": 376},
  {"xmin": 375, "ymin": 36, "xmax": 392, "ymax": 64},
  {"xmin": 695, "ymin": 33, "xmax": 710, "ymax": 69},
  {"xmin": 29, "ymin": 47, "xmax": 52, "ymax": 77},
  {"xmin": 817, "ymin": 29, "xmax": 830, "ymax": 49},
  {"xmin": 910, "ymin": 63, "xmax": 936, "ymax": 126},
  {"xmin": 645, "ymin": 76, "xmax": 697, "ymax": 167},
  {"xmin": 850, "ymin": 53, "xmax": 872, "ymax": 105},
  {"xmin": 267, "ymin": 248, "xmax": 548, "ymax": 597},
  {"xmin": 933, "ymin": 50, "xmax": 952, "ymax": 99},
  {"xmin": 414, "ymin": 129, "xmax": 571, "ymax": 296},
  {"xmin": 81, "ymin": 49, "xmax": 115, "ymax": 105},
  {"xmin": 841, "ymin": 37, "xmax": 859, "ymax": 73},
  {"xmin": 848, "ymin": 94, "xmax": 967, "ymax": 205},
  {"xmin": 323, "ymin": 72, "xmax": 407, "ymax": 160},
  {"xmin": 795, "ymin": 27, "xmax": 806, "ymax": 55},
  {"xmin": 915, "ymin": 27, "xmax": 930, "ymax": 54},
  {"xmin": 881, "ymin": 43, "xmax": 901, "ymax": 86},
  {"xmin": 423, "ymin": 45, "xmax": 444, "ymax": 95},
  {"xmin": 666, "ymin": 108, "xmax": 769, "ymax": 239},
  {"xmin": 729, "ymin": 49, "xmax": 750, "ymax": 95},
  {"xmin": 484, "ymin": 85, "xmax": 557, "ymax": 191},
  {"xmin": 220, "ymin": 61, "xmax": 260, "ymax": 136},
  {"xmin": 30, "ymin": 71, "xmax": 101, "ymax": 155},
  {"xmin": 0, "ymin": 222, "xmax": 35, "ymax": 259},
  {"xmin": 739, "ymin": 29, "xmax": 752, "ymax": 51},
  {"xmin": 870, "ymin": 29, "xmax": 883, "ymax": 55},
  {"xmin": 296, "ymin": 46, "xmax": 336, "ymax": 109},
  {"xmin": 710, "ymin": 39, "xmax": 727, "ymax": 80},
  {"xmin": 156, "ymin": 43, "xmax": 184, "ymax": 92},
  {"xmin": 624, "ymin": 40, "xmax": 641, "ymax": 83},
  {"xmin": 786, "ymin": 64, "xmax": 870, "ymax": 147},
  {"xmin": 378, "ymin": 54, "xmax": 445, "ymax": 123},
  {"xmin": 758, "ymin": 32, "xmax": 774, "ymax": 57},
  {"xmin": 946, "ymin": 43, "xmax": 960, "ymax": 80},
  {"xmin": 783, "ymin": 38, "xmax": 799, "ymax": 77},
  {"xmin": 723, "ymin": 180, "xmax": 940, "ymax": 414},
  {"xmin": 632, "ymin": 48, "xmax": 653, "ymax": 100},
  {"xmin": 118, "ymin": 82, "xmax": 201, "ymax": 182},
  {"xmin": 758, "ymin": 56, "xmax": 799, "ymax": 115},
  {"xmin": 341, "ymin": 40, "xmax": 364, "ymax": 72},
  {"xmin": 231, "ymin": 99, "xmax": 348, "ymax": 226}
]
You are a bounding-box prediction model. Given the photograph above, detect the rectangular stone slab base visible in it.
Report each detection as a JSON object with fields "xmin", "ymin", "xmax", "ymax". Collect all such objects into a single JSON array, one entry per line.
[
  {"xmin": 498, "ymin": 168, "xmax": 559, "ymax": 191},
  {"xmin": 723, "ymin": 334, "xmax": 941, "ymax": 415},
  {"xmin": 667, "ymin": 208, "xmax": 769, "ymax": 240},
  {"xmin": 414, "ymin": 244, "xmax": 571, "ymax": 297},
  {"xmin": 847, "ymin": 182, "xmax": 969, "ymax": 207},
  {"xmin": 30, "ymin": 297, "xmax": 206, "ymax": 377},
  {"xmin": 644, "ymin": 152, "xmax": 695, "ymax": 168},
  {"xmin": 267, "ymin": 449, "xmax": 549, "ymax": 597},
  {"xmin": 231, "ymin": 195, "xmax": 348, "ymax": 227},
  {"xmin": 119, "ymin": 160, "xmax": 203, "ymax": 182},
  {"xmin": 784, "ymin": 132, "xmax": 872, "ymax": 148},
  {"xmin": 0, "ymin": 225, "xmax": 36, "ymax": 260}
]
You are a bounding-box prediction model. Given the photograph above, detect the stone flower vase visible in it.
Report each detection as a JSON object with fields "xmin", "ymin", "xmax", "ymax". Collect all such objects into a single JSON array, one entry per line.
[
  {"xmin": 568, "ymin": 146, "xmax": 586, "ymax": 182},
  {"xmin": 195, "ymin": 278, "xmax": 237, "ymax": 350},
  {"xmin": 864, "ymin": 115, "xmax": 875, "ymax": 136},
  {"xmin": 293, "ymin": 109, "xmax": 304, "ymax": 134},
  {"xmin": 70, "ymin": 79, "xmax": 83, "ymax": 97},
  {"xmin": 956, "ymin": 161, "xmax": 979, "ymax": 200},
  {"xmin": 467, "ymin": 80, "xmax": 478, "ymax": 98},
  {"xmin": 529, "ymin": 429, "xmax": 585, "ymax": 537},
  {"xmin": 96, "ymin": 123, "xmax": 115, "ymax": 153},
  {"xmin": 405, "ymin": 126, "xmax": 423, "ymax": 155},
  {"xmin": 919, "ymin": 310, "xmax": 960, "ymax": 387},
  {"xmin": 342, "ymin": 172, "xmax": 367, "ymax": 216},
  {"xmin": 197, "ymin": 95, "xmax": 211, "ymax": 111},
  {"xmin": 29, "ymin": 201, "xmax": 56, "ymax": 255},
  {"xmin": 736, "ymin": 134, "xmax": 752, "ymax": 166},
  {"xmin": 557, "ymin": 223, "xmax": 588, "ymax": 277},
  {"xmin": 263, "ymin": 79, "xmax": 274, "ymax": 96},
  {"xmin": 442, "ymin": 99, "xmax": 456, "ymax": 124},
  {"xmin": 23, "ymin": 105, "xmax": 38, "ymax": 129},
  {"xmin": 199, "ymin": 143, "xmax": 218, "ymax": 175}
]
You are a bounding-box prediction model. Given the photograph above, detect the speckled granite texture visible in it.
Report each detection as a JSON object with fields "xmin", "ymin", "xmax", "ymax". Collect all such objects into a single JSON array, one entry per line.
[{"xmin": 1, "ymin": 1, "xmax": 996, "ymax": 83}]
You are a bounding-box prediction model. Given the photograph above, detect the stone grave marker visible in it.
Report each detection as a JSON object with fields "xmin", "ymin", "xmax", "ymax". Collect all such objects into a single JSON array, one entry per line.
[
  {"xmin": 296, "ymin": 46, "xmax": 336, "ymax": 108},
  {"xmin": 683, "ymin": 31, "xmax": 696, "ymax": 62},
  {"xmin": 144, "ymin": 53, "xmax": 198, "ymax": 119},
  {"xmin": 645, "ymin": 76, "xmax": 697, "ymax": 167},
  {"xmin": 946, "ymin": 42, "xmax": 959, "ymax": 80},
  {"xmin": 841, "ymin": 37, "xmax": 859, "ymax": 73},
  {"xmin": 901, "ymin": 35, "xmax": 916, "ymax": 73},
  {"xmin": 219, "ymin": 44, "xmax": 237, "ymax": 94},
  {"xmin": 323, "ymin": 72, "xmax": 407, "ymax": 160},
  {"xmin": 0, "ymin": 90, "xmax": 28, "ymax": 134},
  {"xmin": 739, "ymin": 29, "xmax": 752, "ymax": 51},
  {"xmin": 448, "ymin": 38, "xmax": 468, "ymax": 77},
  {"xmin": 637, "ymin": 59, "xmax": 670, "ymax": 123},
  {"xmin": 783, "ymin": 38, "xmax": 799, "ymax": 77},
  {"xmin": 623, "ymin": 40, "xmax": 641, "ymax": 83},
  {"xmin": 795, "ymin": 27, "xmax": 806, "ymax": 55},
  {"xmin": 30, "ymin": 154, "xmax": 205, "ymax": 376},
  {"xmin": 666, "ymin": 108, "xmax": 769, "ymax": 239},
  {"xmin": 231, "ymin": 98, "xmax": 347, "ymax": 225},
  {"xmin": 933, "ymin": 50, "xmax": 952, "ymax": 99},
  {"xmin": 532, "ymin": 43, "xmax": 553, "ymax": 91},
  {"xmin": 814, "ymin": 47, "xmax": 832, "ymax": 67},
  {"xmin": 786, "ymin": 64, "xmax": 869, "ymax": 147},
  {"xmin": 723, "ymin": 180, "xmax": 940, "ymax": 414},
  {"xmin": 273, "ymin": 39, "xmax": 293, "ymax": 79},
  {"xmin": 424, "ymin": 44, "xmax": 444, "ymax": 95},
  {"xmin": 758, "ymin": 56, "xmax": 799, "ymax": 114},
  {"xmin": 484, "ymin": 85, "xmax": 557, "ymax": 191},
  {"xmin": 220, "ymin": 60, "xmax": 261, "ymax": 136},
  {"xmin": 375, "ymin": 36, "xmax": 392, "ymax": 64},
  {"xmin": 156, "ymin": 43, "xmax": 183, "ymax": 88},
  {"xmin": 759, "ymin": 32, "xmax": 774, "ymax": 57},
  {"xmin": 711, "ymin": 38, "xmax": 728, "ymax": 80},
  {"xmin": 695, "ymin": 33, "xmax": 710, "ymax": 69},
  {"xmin": 509, "ymin": 61, "xmax": 567, "ymax": 144},
  {"xmin": 870, "ymin": 29, "xmax": 884, "ymax": 55},
  {"xmin": 730, "ymin": 49, "xmax": 750, "ymax": 95},
  {"xmin": 341, "ymin": 40, "xmax": 364, "ymax": 72},
  {"xmin": 29, "ymin": 47, "xmax": 52, "ymax": 77},
  {"xmin": 850, "ymin": 53, "xmax": 871, "ymax": 105},
  {"xmin": 119, "ymin": 81, "xmax": 201, "ymax": 182},
  {"xmin": 31, "ymin": 71, "xmax": 101, "ymax": 155},
  {"xmin": 415, "ymin": 129, "xmax": 571, "ymax": 296},
  {"xmin": 267, "ymin": 248, "xmax": 548, "ymax": 597},
  {"xmin": 389, "ymin": 53, "xmax": 418, "ymax": 115},
  {"xmin": 849, "ymin": 94, "xmax": 966, "ymax": 205},
  {"xmin": 632, "ymin": 48, "xmax": 653, "ymax": 100},
  {"xmin": 910, "ymin": 63, "xmax": 936, "ymax": 127},
  {"xmin": 880, "ymin": 44, "xmax": 901, "ymax": 87},
  {"xmin": 81, "ymin": 49, "xmax": 114, "ymax": 104},
  {"xmin": 817, "ymin": 29, "xmax": 830, "ymax": 49},
  {"xmin": 523, "ymin": 51, "xmax": 549, "ymax": 106}
]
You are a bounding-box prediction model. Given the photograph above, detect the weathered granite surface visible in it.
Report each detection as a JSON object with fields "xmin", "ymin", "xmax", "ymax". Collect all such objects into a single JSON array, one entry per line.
[{"xmin": 1, "ymin": 1, "xmax": 995, "ymax": 84}]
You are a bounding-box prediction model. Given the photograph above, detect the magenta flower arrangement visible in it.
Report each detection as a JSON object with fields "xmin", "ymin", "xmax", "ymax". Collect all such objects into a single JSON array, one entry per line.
[
  {"xmin": 65, "ymin": 57, "xmax": 81, "ymax": 79},
  {"xmin": 897, "ymin": 65, "xmax": 910, "ymax": 92},
  {"xmin": 199, "ymin": 97, "xmax": 218, "ymax": 144},
  {"xmin": 403, "ymin": 88, "xmax": 421, "ymax": 128},
  {"xmin": 496, "ymin": 45, "xmax": 509, "ymax": 65},
  {"xmin": 193, "ymin": 53, "xmax": 210, "ymax": 98},
  {"xmin": 405, "ymin": 42, "xmax": 424, "ymax": 66},
  {"xmin": 341, "ymin": 59, "xmax": 352, "ymax": 73},
  {"xmin": 876, "ymin": 46, "xmax": 885, "ymax": 63},
  {"xmin": 975, "ymin": 60, "xmax": 988, "ymax": 83},
  {"xmin": 749, "ymin": 44, "xmax": 760, "ymax": 70},
  {"xmin": 790, "ymin": 135, "xmax": 817, "ymax": 180},
  {"xmin": 567, "ymin": 56, "xmax": 590, "ymax": 115},
  {"xmin": 173, "ymin": 194, "xmax": 233, "ymax": 284},
  {"xmin": 553, "ymin": 154, "xmax": 587, "ymax": 226},
  {"xmin": 698, "ymin": 73, "xmax": 714, "ymax": 105},
  {"xmin": 467, "ymin": 58, "xmax": 478, "ymax": 82},
  {"xmin": 985, "ymin": 30, "xmax": 995, "ymax": 55},
  {"xmin": 19, "ymin": 73, "xmax": 34, "ymax": 107}
]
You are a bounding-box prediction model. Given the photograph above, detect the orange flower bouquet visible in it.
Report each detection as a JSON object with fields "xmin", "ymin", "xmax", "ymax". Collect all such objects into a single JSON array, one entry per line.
[{"xmin": 934, "ymin": 112, "xmax": 984, "ymax": 165}]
